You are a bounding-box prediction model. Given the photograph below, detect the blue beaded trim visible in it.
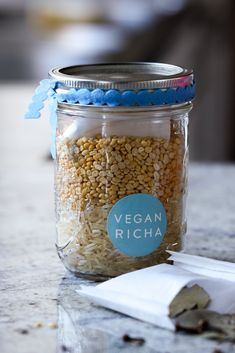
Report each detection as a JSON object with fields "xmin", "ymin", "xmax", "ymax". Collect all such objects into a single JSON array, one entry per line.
[
  {"xmin": 24, "ymin": 79, "xmax": 195, "ymax": 159},
  {"xmin": 57, "ymin": 83, "xmax": 196, "ymax": 107}
]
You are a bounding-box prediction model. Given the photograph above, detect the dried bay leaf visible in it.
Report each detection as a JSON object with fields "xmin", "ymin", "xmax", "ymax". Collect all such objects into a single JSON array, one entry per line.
[
  {"xmin": 176, "ymin": 309, "xmax": 216, "ymax": 332},
  {"xmin": 169, "ymin": 285, "xmax": 210, "ymax": 318},
  {"xmin": 122, "ymin": 334, "xmax": 145, "ymax": 346},
  {"xmin": 201, "ymin": 331, "xmax": 227, "ymax": 341},
  {"xmin": 176, "ymin": 309, "xmax": 235, "ymax": 342}
]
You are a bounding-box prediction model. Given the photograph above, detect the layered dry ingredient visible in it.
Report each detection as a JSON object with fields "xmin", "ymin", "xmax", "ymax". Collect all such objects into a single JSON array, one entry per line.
[{"xmin": 56, "ymin": 120, "xmax": 187, "ymax": 277}]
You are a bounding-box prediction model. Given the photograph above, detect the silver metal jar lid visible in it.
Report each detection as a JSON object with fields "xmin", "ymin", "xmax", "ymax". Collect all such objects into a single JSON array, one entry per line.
[{"xmin": 49, "ymin": 62, "xmax": 193, "ymax": 91}]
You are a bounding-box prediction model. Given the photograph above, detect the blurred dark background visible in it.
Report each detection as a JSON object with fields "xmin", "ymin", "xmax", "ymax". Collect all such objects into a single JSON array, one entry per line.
[{"xmin": 1, "ymin": 0, "xmax": 235, "ymax": 161}]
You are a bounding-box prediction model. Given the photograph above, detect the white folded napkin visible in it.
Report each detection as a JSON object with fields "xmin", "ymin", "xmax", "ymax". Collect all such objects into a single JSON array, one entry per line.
[
  {"xmin": 168, "ymin": 251, "xmax": 235, "ymax": 282},
  {"xmin": 78, "ymin": 252, "xmax": 235, "ymax": 331}
]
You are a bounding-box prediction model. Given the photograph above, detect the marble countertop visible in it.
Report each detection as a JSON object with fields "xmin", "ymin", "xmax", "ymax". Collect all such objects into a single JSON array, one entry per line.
[{"xmin": 1, "ymin": 85, "xmax": 235, "ymax": 353}]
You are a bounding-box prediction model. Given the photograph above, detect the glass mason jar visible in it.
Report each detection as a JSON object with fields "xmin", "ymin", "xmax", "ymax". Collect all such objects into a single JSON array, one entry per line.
[{"xmin": 49, "ymin": 63, "xmax": 195, "ymax": 280}]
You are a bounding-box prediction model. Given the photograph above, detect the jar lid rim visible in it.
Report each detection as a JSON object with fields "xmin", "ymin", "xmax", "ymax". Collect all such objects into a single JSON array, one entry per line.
[{"xmin": 49, "ymin": 62, "xmax": 193, "ymax": 90}]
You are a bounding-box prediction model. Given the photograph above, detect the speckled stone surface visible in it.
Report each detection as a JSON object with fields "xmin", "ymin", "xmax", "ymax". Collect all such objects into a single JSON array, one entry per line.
[{"xmin": 0, "ymin": 85, "xmax": 235, "ymax": 353}]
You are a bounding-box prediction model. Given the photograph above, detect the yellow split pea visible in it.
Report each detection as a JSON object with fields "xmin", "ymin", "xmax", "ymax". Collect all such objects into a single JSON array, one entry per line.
[{"xmin": 56, "ymin": 134, "xmax": 183, "ymax": 212}]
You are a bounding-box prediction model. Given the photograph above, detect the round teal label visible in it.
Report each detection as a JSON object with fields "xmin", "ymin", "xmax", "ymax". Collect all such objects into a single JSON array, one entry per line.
[{"xmin": 107, "ymin": 193, "xmax": 167, "ymax": 257}]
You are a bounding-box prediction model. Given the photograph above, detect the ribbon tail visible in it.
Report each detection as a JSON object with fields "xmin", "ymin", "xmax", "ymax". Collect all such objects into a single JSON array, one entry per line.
[{"xmin": 24, "ymin": 79, "xmax": 57, "ymax": 119}]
